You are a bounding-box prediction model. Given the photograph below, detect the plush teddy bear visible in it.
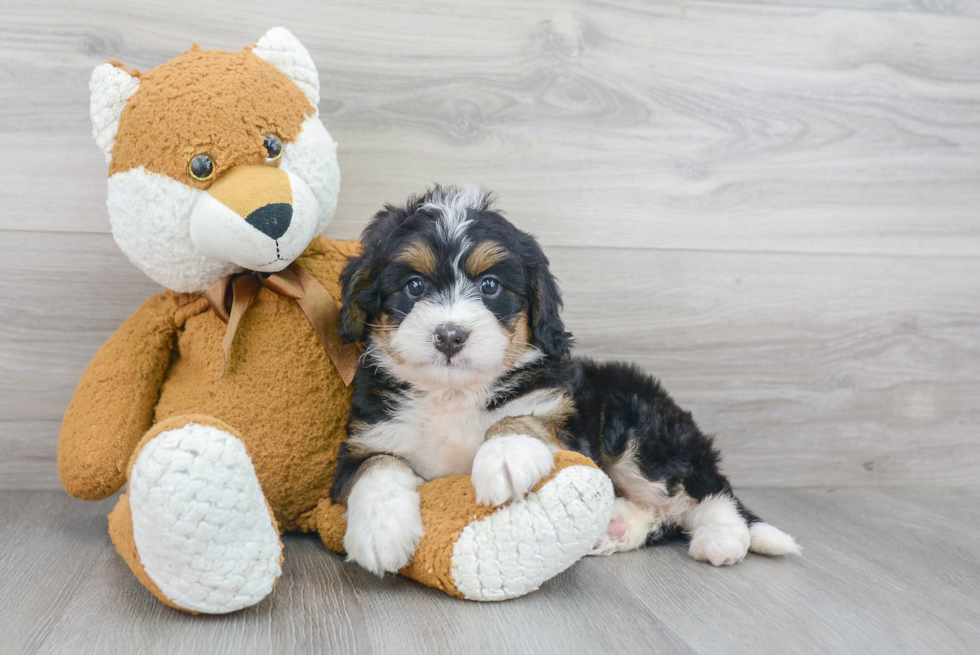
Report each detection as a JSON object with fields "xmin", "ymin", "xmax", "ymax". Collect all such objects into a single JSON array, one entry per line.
[{"xmin": 60, "ymin": 27, "xmax": 614, "ymax": 614}]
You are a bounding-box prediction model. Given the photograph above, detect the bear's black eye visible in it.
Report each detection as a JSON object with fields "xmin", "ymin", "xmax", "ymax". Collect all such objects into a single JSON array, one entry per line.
[
  {"xmin": 264, "ymin": 134, "xmax": 283, "ymax": 162},
  {"xmin": 406, "ymin": 277, "xmax": 426, "ymax": 298},
  {"xmin": 481, "ymin": 277, "xmax": 500, "ymax": 296},
  {"xmin": 188, "ymin": 154, "xmax": 214, "ymax": 182}
]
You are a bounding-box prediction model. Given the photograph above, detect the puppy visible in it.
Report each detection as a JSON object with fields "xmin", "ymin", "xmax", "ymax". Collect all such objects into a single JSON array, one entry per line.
[{"xmin": 332, "ymin": 184, "xmax": 800, "ymax": 575}]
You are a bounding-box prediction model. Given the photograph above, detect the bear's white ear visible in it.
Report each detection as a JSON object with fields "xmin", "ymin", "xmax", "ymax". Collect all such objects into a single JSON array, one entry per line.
[
  {"xmin": 252, "ymin": 27, "xmax": 320, "ymax": 110},
  {"xmin": 90, "ymin": 63, "xmax": 140, "ymax": 164}
]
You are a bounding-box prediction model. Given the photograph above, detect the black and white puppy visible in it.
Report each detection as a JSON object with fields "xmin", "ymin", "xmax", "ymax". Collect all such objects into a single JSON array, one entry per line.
[{"xmin": 332, "ymin": 184, "xmax": 800, "ymax": 575}]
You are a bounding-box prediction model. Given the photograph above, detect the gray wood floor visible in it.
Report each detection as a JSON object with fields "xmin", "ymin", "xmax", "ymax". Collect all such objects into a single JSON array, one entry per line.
[
  {"xmin": 2, "ymin": 0, "xmax": 979, "ymax": 491},
  {"xmin": 1, "ymin": 2, "xmax": 978, "ymax": 651},
  {"xmin": 2, "ymin": 488, "xmax": 978, "ymax": 655}
]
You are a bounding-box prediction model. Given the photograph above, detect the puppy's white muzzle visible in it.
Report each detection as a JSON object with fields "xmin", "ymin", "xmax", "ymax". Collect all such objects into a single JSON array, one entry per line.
[{"xmin": 190, "ymin": 164, "xmax": 320, "ymax": 272}]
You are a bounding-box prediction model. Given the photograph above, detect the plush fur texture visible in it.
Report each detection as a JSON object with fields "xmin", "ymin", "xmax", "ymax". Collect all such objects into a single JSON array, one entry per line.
[
  {"xmin": 333, "ymin": 184, "xmax": 800, "ymax": 574},
  {"xmin": 63, "ymin": 31, "xmax": 613, "ymax": 612},
  {"xmin": 127, "ymin": 421, "xmax": 282, "ymax": 613},
  {"xmin": 317, "ymin": 450, "xmax": 613, "ymax": 599},
  {"xmin": 60, "ymin": 238, "xmax": 359, "ymax": 525},
  {"xmin": 90, "ymin": 63, "xmax": 140, "ymax": 163},
  {"xmin": 90, "ymin": 30, "xmax": 339, "ymax": 292}
]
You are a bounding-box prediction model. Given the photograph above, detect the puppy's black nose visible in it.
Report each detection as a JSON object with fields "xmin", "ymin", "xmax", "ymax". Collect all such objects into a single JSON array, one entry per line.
[
  {"xmin": 433, "ymin": 324, "xmax": 469, "ymax": 359},
  {"xmin": 246, "ymin": 203, "xmax": 292, "ymax": 240}
]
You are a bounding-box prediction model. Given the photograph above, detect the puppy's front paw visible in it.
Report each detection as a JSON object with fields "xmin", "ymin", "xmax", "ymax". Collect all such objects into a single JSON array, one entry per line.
[
  {"xmin": 343, "ymin": 469, "xmax": 424, "ymax": 576},
  {"xmin": 689, "ymin": 522, "xmax": 751, "ymax": 566},
  {"xmin": 471, "ymin": 435, "xmax": 555, "ymax": 506}
]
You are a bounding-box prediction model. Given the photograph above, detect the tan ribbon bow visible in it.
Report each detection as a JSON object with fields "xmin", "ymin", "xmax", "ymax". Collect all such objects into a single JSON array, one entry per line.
[{"xmin": 202, "ymin": 263, "xmax": 361, "ymax": 385}]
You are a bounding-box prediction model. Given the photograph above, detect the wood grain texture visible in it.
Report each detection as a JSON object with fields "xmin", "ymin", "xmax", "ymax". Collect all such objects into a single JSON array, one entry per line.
[
  {"xmin": 728, "ymin": 0, "xmax": 980, "ymax": 17},
  {"xmin": 1, "ymin": 488, "xmax": 978, "ymax": 654},
  {"xmin": 0, "ymin": 421, "xmax": 61, "ymax": 489},
  {"xmin": 1, "ymin": 0, "xmax": 978, "ymax": 255},
  {"xmin": 1, "ymin": 0, "xmax": 978, "ymax": 490},
  {"xmin": 2, "ymin": 231, "xmax": 977, "ymax": 488}
]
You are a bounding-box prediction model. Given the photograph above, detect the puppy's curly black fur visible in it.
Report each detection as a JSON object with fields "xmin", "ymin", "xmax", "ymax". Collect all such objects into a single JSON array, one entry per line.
[{"xmin": 333, "ymin": 184, "xmax": 799, "ymax": 567}]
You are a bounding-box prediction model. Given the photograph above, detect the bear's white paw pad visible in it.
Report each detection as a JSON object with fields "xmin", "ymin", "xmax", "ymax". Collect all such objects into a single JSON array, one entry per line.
[
  {"xmin": 471, "ymin": 435, "xmax": 555, "ymax": 506},
  {"xmin": 689, "ymin": 522, "xmax": 751, "ymax": 566},
  {"xmin": 128, "ymin": 423, "xmax": 282, "ymax": 614},
  {"xmin": 344, "ymin": 469, "xmax": 424, "ymax": 576},
  {"xmin": 452, "ymin": 464, "xmax": 615, "ymax": 601}
]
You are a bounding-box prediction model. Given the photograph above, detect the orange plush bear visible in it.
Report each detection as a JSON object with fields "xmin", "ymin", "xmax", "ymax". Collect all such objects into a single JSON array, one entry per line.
[{"xmin": 60, "ymin": 28, "xmax": 614, "ymax": 613}]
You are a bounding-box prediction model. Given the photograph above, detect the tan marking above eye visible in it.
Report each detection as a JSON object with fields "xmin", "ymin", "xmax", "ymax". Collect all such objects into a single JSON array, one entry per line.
[
  {"xmin": 395, "ymin": 241, "xmax": 437, "ymax": 276},
  {"xmin": 466, "ymin": 241, "xmax": 509, "ymax": 277}
]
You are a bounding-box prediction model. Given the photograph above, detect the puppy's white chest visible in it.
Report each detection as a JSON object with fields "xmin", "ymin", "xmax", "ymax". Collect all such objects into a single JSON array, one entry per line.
[
  {"xmin": 355, "ymin": 387, "xmax": 566, "ymax": 481},
  {"xmin": 397, "ymin": 392, "xmax": 491, "ymax": 480},
  {"xmin": 421, "ymin": 407, "xmax": 485, "ymax": 478}
]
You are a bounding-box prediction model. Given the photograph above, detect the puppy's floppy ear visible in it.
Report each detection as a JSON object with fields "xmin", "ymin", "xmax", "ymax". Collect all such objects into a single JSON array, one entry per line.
[
  {"xmin": 522, "ymin": 235, "xmax": 573, "ymax": 358},
  {"xmin": 338, "ymin": 253, "xmax": 378, "ymax": 344},
  {"xmin": 338, "ymin": 203, "xmax": 409, "ymax": 343}
]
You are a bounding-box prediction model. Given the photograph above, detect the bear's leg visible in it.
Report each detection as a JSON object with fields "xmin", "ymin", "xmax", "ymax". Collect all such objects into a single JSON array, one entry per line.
[
  {"xmin": 315, "ymin": 451, "xmax": 614, "ymax": 601},
  {"xmin": 109, "ymin": 415, "xmax": 283, "ymax": 614}
]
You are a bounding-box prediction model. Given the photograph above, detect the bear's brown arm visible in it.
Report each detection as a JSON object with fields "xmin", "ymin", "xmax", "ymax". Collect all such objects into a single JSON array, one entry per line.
[{"xmin": 58, "ymin": 292, "xmax": 184, "ymax": 500}]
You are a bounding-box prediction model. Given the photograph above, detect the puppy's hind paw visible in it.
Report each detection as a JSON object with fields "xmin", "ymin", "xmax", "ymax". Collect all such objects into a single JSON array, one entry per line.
[
  {"xmin": 590, "ymin": 515, "xmax": 628, "ymax": 556},
  {"xmin": 471, "ymin": 435, "xmax": 555, "ymax": 506},
  {"xmin": 689, "ymin": 523, "xmax": 751, "ymax": 566},
  {"xmin": 588, "ymin": 497, "xmax": 659, "ymax": 556}
]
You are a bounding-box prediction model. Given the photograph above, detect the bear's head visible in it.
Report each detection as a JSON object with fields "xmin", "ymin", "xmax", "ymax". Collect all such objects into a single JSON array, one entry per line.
[{"xmin": 89, "ymin": 27, "xmax": 340, "ymax": 292}]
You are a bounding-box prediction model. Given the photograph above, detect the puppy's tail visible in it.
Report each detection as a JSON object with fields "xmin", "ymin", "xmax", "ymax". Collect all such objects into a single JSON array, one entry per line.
[
  {"xmin": 748, "ymin": 521, "xmax": 801, "ymax": 556},
  {"xmin": 736, "ymin": 497, "xmax": 801, "ymax": 556}
]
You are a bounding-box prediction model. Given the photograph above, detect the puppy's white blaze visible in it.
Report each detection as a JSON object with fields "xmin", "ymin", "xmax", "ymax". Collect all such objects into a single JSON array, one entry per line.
[
  {"xmin": 749, "ymin": 522, "xmax": 801, "ymax": 556},
  {"xmin": 424, "ymin": 183, "xmax": 487, "ymax": 245},
  {"xmin": 471, "ymin": 434, "xmax": 556, "ymax": 506},
  {"xmin": 107, "ymin": 167, "xmax": 241, "ymax": 292},
  {"xmin": 189, "ymin": 170, "xmax": 320, "ymax": 273},
  {"xmin": 439, "ymin": 278, "xmax": 481, "ymax": 308},
  {"xmin": 684, "ymin": 494, "xmax": 751, "ymax": 567},
  {"xmin": 344, "ymin": 465, "xmax": 424, "ymax": 576}
]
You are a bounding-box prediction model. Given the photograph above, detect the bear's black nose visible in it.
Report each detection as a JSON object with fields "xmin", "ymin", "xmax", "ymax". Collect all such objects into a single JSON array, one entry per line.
[{"xmin": 246, "ymin": 203, "xmax": 292, "ymax": 240}]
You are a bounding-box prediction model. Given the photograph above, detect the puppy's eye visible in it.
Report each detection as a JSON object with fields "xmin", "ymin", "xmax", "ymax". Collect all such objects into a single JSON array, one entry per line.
[
  {"xmin": 188, "ymin": 154, "xmax": 214, "ymax": 182},
  {"xmin": 406, "ymin": 277, "xmax": 426, "ymax": 297},
  {"xmin": 480, "ymin": 277, "xmax": 500, "ymax": 296},
  {"xmin": 263, "ymin": 134, "xmax": 283, "ymax": 162}
]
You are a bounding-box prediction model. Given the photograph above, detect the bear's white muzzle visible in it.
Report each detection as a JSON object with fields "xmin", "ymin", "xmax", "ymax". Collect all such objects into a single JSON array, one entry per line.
[{"xmin": 190, "ymin": 165, "xmax": 320, "ymax": 273}]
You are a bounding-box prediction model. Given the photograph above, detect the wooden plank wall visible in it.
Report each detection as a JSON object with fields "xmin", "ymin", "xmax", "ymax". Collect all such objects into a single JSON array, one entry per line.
[{"xmin": 1, "ymin": 0, "xmax": 978, "ymax": 489}]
